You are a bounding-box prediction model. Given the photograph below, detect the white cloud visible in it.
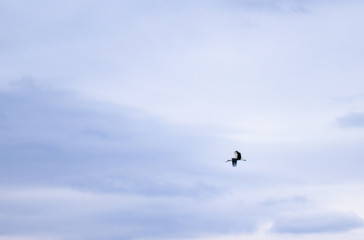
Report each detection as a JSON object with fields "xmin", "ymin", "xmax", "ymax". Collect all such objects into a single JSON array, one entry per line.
[
  {"xmin": 1, "ymin": 0, "xmax": 357, "ymax": 144},
  {"xmin": 1, "ymin": 1, "xmax": 364, "ymax": 239},
  {"xmin": 0, "ymin": 82, "xmax": 363, "ymax": 239},
  {"xmin": 270, "ymin": 211, "xmax": 364, "ymax": 233}
]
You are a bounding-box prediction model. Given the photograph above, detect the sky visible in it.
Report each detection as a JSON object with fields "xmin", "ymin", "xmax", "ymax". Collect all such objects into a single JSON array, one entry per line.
[{"xmin": 1, "ymin": 0, "xmax": 364, "ymax": 239}]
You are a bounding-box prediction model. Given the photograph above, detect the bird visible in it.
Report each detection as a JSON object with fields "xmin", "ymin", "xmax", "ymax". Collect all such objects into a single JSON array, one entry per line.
[{"xmin": 225, "ymin": 150, "xmax": 246, "ymax": 167}]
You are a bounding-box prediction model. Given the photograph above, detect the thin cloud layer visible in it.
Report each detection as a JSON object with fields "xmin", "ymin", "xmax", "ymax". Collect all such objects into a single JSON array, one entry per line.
[
  {"xmin": 271, "ymin": 211, "xmax": 364, "ymax": 234},
  {"xmin": 1, "ymin": 81, "xmax": 363, "ymax": 240},
  {"xmin": 1, "ymin": 0, "xmax": 364, "ymax": 239},
  {"xmin": 0, "ymin": 81, "xmax": 226, "ymax": 239},
  {"xmin": 0, "ymin": 80, "xmax": 221, "ymax": 192},
  {"xmin": 337, "ymin": 112, "xmax": 364, "ymax": 128}
]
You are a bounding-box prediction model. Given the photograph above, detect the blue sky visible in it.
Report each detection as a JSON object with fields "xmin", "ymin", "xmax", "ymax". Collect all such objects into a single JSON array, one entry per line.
[{"xmin": 1, "ymin": 0, "xmax": 364, "ymax": 239}]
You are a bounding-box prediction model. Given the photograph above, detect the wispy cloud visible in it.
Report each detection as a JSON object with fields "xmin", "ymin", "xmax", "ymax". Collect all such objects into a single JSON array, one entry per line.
[
  {"xmin": 337, "ymin": 112, "xmax": 364, "ymax": 128},
  {"xmin": 1, "ymin": 0, "xmax": 364, "ymax": 239},
  {"xmin": 271, "ymin": 211, "xmax": 364, "ymax": 234},
  {"xmin": 0, "ymin": 80, "xmax": 230, "ymax": 239},
  {"xmin": 0, "ymin": 79, "xmax": 221, "ymax": 190},
  {"xmin": 4, "ymin": 80, "xmax": 363, "ymax": 240}
]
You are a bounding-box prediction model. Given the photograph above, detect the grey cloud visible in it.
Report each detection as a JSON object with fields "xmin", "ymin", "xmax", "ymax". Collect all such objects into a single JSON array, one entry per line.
[
  {"xmin": 0, "ymin": 79, "xmax": 221, "ymax": 193},
  {"xmin": 2, "ymin": 80, "xmax": 314, "ymax": 239},
  {"xmin": 271, "ymin": 211, "xmax": 364, "ymax": 234},
  {"xmin": 0, "ymin": 80, "xmax": 249, "ymax": 239},
  {"xmin": 0, "ymin": 186, "xmax": 260, "ymax": 240},
  {"xmin": 337, "ymin": 112, "xmax": 364, "ymax": 128},
  {"xmin": 1, "ymin": 81, "xmax": 363, "ymax": 240}
]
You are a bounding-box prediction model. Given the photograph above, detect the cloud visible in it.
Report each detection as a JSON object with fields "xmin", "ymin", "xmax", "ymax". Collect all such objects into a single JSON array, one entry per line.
[
  {"xmin": 337, "ymin": 112, "xmax": 364, "ymax": 128},
  {"xmin": 2, "ymin": 0, "xmax": 364, "ymax": 238},
  {"xmin": 1, "ymin": 79, "xmax": 364, "ymax": 240},
  {"xmin": 0, "ymin": 186, "xmax": 258, "ymax": 240},
  {"xmin": 2, "ymin": 80, "xmax": 345, "ymax": 240},
  {"xmin": 0, "ymin": 79, "xmax": 223, "ymax": 191},
  {"xmin": 2, "ymin": 0, "xmax": 364, "ymax": 140},
  {"xmin": 271, "ymin": 211, "xmax": 364, "ymax": 234},
  {"xmin": 0, "ymin": 80, "xmax": 252, "ymax": 239}
]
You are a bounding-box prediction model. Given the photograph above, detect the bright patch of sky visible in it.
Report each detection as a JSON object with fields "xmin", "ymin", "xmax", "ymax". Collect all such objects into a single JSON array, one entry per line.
[{"xmin": 1, "ymin": 0, "xmax": 364, "ymax": 239}]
